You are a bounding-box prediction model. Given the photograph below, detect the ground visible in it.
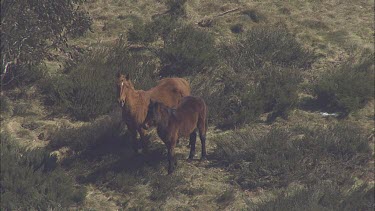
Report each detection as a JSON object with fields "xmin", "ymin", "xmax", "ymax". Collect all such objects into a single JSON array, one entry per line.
[{"xmin": 1, "ymin": 0, "xmax": 374, "ymax": 210}]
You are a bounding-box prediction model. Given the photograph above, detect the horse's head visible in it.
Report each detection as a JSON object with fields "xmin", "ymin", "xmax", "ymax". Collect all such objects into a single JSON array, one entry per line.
[
  {"xmin": 117, "ymin": 72, "xmax": 135, "ymax": 107},
  {"xmin": 143, "ymin": 100, "xmax": 162, "ymax": 129},
  {"xmin": 143, "ymin": 100, "xmax": 175, "ymax": 129}
]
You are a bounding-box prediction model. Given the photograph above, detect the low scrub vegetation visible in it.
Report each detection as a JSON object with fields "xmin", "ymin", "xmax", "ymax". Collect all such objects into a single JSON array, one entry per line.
[
  {"xmin": 314, "ymin": 52, "xmax": 374, "ymax": 115},
  {"xmin": 159, "ymin": 24, "xmax": 218, "ymax": 77},
  {"xmin": 205, "ymin": 25, "xmax": 313, "ymax": 127},
  {"xmin": 44, "ymin": 37, "xmax": 156, "ymax": 121},
  {"xmin": 255, "ymin": 182, "xmax": 374, "ymax": 211},
  {"xmin": 1, "ymin": 131, "xmax": 86, "ymax": 210},
  {"xmin": 214, "ymin": 122, "xmax": 371, "ymax": 190},
  {"xmin": 222, "ymin": 25, "xmax": 315, "ymax": 72}
]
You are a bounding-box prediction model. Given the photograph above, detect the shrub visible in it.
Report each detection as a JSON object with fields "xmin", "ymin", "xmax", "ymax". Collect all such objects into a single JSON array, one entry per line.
[
  {"xmin": 222, "ymin": 25, "xmax": 315, "ymax": 72},
  {"xmin": 216, "ymin": 188, "xmax": 236, "ymax": 204},
  {"xmin": 159, "ymin": 24, "xmax": 218, "ymax": 76},
  {"xmin": 128, "ymin": 15, "xmax": 181, "ymax": 43},
  {"xmin": 207, "ymin": 25, "xmax": 315, "ymax": 127},
  {"xmin": 127, "ymin": 19, "xmax": 157, "ymax": 43},
  {"xmin": 164, "ymin": 0, "xmax": 187, "ymax": 17},
  {"xmin": 46, "ymin": 37, "xmax": 157, "ymax": 120},
  {"xmin": 230, "ymin": 24, "xmax": 244, "ymax": 34},
  {"xmin": 214, "ymin": 123, "xmax": 372, "ymax": 190},
  {"xmin": 0, "ymin": 94, "xmax": 13, "ymax": 117},
  {"xmin": 204, "ymin": 65, "xmax": 301, "ymax": 128},
  {"xmin": 127, "ymin": 0, "xmax": 186, "ymax": 43},
  {"xmin": 1, "ymin": 0, "xmax": 91, "ymax": 87},
  {"xmin": 254, "ymin": 66, "xmax": 302, "ymax": 122},
  {"xmin": 314, "ymin": 53, "xmax": 374, "ymax": 115},
  {"xmin": 205, "ymin": 72, "xmax": 263, "ymax": 128},
  {"xmin": 0, "ymin": 131, "xmax": 86, "ymax": 210}
]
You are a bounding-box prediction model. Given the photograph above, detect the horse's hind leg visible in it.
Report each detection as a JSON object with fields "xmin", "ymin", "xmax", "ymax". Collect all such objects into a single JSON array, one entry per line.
[
  {"xmin": 198, "ymin": 117, "xmax": 207, "ymax": 160},
  {"xmin": 188, "ymin": 131, "xmax": 197, "ymax": 161},
  {"xmin": 199, "ymin": 132, "xmax": 207, "ymax": 160}
]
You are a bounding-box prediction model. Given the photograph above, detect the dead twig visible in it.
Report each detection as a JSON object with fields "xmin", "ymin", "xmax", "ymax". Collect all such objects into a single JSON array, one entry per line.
[{"xmin": 196, "ymin": 7, "xmax": 241, "ymax": 27}]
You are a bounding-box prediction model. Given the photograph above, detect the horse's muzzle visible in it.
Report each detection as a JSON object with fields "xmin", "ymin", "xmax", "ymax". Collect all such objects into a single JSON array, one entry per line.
[
  {"xmin": 118, "ymin": 99, "xmax": 125, "ymax": 107},
  {"xmin": 142, "ymin": 123, "xmax": 150, "ymax": 130}
]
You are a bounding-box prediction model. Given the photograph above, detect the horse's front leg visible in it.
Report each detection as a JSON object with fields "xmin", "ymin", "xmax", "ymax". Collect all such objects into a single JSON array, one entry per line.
[
  {"xmin": 126, "ymin": 123, "xmax": 140, "ymax": 153},
  {"xmin": 167, "ymin": 139, "xmax": 177, "ymax": 174},
  {"xmin": 138, "ymin": 127, "xmax": 150, "ymax": 153}
]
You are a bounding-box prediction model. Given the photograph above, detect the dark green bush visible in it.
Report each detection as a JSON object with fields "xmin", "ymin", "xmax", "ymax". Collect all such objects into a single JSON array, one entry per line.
[
  {"xmin": 206, "ymin": 25, "xmax": 315, "ymax": 127},
  {"xmin": 1, "ymin": 0, "xmax": 91, "ymax": 87},
  {"xmin": 164, "ymin": 0, "xmax": 187, "ymax": 17},
  {"xmin": 0, "ymin": 94, "xmax": 13, "ymax": 117},
  {"xmin": 230, "ymin": 23, "xmax": 244, "ymax": 34},
  {"xmin": 159, "ymin": 24, "xmax": 218, "ymax": 76},
  {"xmin": 46, "ymin": 37, "xmax": 157, "ymax": 120},
  {"xmin": 205, "ymin": 65, "xmax": 301, "ymax": 128},
  {"xmin": 222, "ymin": 25, "xmax": 315, "ymax": 72},
  {"xmin": 127, "ymin": 0, "xmax": 186, "ymax": 43},
  {"xmin": 205, "ymin": 72, "xmax": 263, "ymax": 128},
  {"xmin": 128, "ymin": 15, "xmax": 181, "ymax": 43},
  {"xmin": 314, "ymin": 53, "xmax": 374, "ymax": 115},
  {"xmin": 0, "ymin": 131, "xmax": 86, "ymax": 210},
  {"xmin": 216, "ymin": 188, "xmax": 236, "ymax": 204},
  {"xmin": 127, "ymin": 19, "xmax": 157, "ymax": 43},
  {"xmin": 214, "ymin": 123, "xmax": 371, "ymax": 190},
  {"xmin": 254, "ymin": 66, "xmax": 302, "ymax": 122}
]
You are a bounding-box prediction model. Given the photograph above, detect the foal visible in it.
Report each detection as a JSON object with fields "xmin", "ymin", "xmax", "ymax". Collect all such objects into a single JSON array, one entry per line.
[{"xmin": 143, "ymin": 96, "xmax": 208, "ymax": 174}]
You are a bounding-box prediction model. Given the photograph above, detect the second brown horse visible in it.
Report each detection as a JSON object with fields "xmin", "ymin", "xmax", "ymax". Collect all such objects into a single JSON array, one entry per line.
[
  {"xmin": 143, "ymin": 96, "xmax": 208, "ymax": 174},
  {"xmin": 117, "ymin": 73, "xmax": 190, "ymax": 152}
]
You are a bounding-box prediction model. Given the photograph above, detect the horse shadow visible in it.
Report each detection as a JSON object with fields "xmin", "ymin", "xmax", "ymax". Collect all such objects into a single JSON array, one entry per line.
[{"xmin": 61, "ymin": 131, "xmax": 167, "ymax": 185}]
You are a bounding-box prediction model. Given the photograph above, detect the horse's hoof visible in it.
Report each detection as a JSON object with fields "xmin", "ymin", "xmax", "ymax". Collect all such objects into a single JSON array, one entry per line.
[
  {"xmin": 187, "ymin": 158, "xmax": 193, "ymax": 163},
  {"xmin": 200, "ymin": 156, "xmax": 207, "ymax": 161}
]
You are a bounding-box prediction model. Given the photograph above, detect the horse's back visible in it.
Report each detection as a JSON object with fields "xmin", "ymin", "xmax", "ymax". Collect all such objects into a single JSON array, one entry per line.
[
  {"xmin": 176, "ymin": 96, "xmax": 207, "ymax": 137},
  {"xmin": 152, "ymin": 78, "xmax": 191, "ymax": 107},
  {"xmin": 157, "ymin": 78, "xmax": 191, "ymax": 95},
  {"xmin": 179, "ymin": 96, "xmax": 206, "ymax": 111}
]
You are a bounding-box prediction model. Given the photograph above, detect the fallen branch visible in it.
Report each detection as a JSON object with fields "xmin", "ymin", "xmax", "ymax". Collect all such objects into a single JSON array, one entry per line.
[
  {"xmin": 1, "ymin": 61, "xmax": 13, "ymax": 83},
  {"xmin": 216, "ymin": 7, "xmax": 240, "ymax": 17},
  {"xmin": 196, "ymin": 7, "xmax": 241, "ymax": 27}
]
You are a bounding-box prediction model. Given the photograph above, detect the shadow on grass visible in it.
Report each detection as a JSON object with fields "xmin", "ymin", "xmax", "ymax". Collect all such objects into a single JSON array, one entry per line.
[
  {"xmin": 58, "ymin": 129, "xmax": 168, "ymax": 189},
  {"xmin": 298, "ymin": 96, "xmax": 347, "ymax": 119}
]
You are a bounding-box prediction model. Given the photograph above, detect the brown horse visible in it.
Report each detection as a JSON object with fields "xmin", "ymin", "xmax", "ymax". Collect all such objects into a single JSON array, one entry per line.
[
  {"xmin": 117, "ymin": 73, "xmax": 190, "ymax": 152},
  {"xmin": 143, "ymin": 96, "xmax": 208, "ymax": 174}
]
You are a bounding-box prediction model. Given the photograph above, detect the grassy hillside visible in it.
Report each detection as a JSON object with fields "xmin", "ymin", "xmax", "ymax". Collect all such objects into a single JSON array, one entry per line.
[{"xmin": 1, "ymin": 0, "xmax": 374, "ymax": 210}]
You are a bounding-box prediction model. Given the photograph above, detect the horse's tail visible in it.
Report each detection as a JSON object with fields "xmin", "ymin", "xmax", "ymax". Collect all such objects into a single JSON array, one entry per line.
[
  {"xmin": 204, "ymin": 102, "xmax": 208, "ymax": 134},
  {"xmin": 198, "ymin": 98, "xmax": 208, "ymax": 137}
]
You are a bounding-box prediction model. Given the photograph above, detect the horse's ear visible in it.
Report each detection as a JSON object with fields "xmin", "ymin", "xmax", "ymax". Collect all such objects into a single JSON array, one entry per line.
[{"xmin": 125, "ymin": 73, "xmax": 130, "ymax": 80}]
